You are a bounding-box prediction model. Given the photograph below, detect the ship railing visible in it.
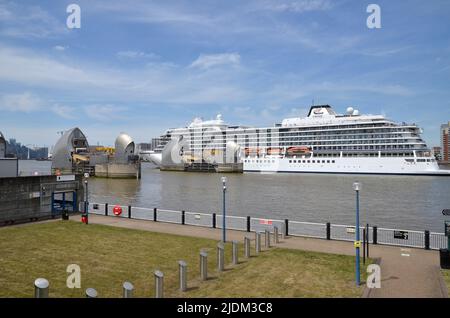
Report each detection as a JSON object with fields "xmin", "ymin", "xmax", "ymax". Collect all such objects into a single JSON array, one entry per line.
[{"xmin": 82, "ymin": 201, "xmax": 448, "ymax": 251}]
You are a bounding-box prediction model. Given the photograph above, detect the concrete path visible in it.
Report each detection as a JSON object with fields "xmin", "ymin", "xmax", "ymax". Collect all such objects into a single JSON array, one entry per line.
[{"xmin": 80, "ymin": 214, "xmax": 448, "ymax": 298}]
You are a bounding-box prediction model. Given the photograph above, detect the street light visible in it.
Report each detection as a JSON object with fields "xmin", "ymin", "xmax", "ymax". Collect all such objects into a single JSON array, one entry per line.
[
  {"xmin": 353, "ymin": 181, "xmax": 362, "ymax": 286},
  {"xmin": 83, "ymin": 173, "xmax": 89, "ymax": 224},
  {"xmin": 221, "ymin": 176, "xmax": 227, "ymax": 243}
]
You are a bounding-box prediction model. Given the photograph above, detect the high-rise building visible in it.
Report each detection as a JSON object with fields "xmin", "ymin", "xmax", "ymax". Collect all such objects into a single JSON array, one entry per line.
[
  {"xmin": 31, "ymin": 147, "xmax": 49, "ymax": 160},
  {"xmin": 441, "ymin": 122, "xmax": 450, "ymax": 161},
  {"xmin": 432, "ymin": 147, "xmax": 442, "ymax": 161}
]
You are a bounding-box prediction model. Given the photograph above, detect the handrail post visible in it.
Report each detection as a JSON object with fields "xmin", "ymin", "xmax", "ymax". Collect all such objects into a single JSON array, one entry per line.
[
  {"xmin": 326, "ymin": 222, "xmax": 331, "ymax": 240},
  {"xmin": 181, "ymin": 210, "xmax": 185, "ymax": 225},
  {"xmin": 128, "ymin": 205, "xmax": 132, "ymax": 219},
  {"xmin": 366, "ymin": 224, "xmax": 370, "ymax": 258},
  {"xmin": 105, "ymin": 203, "xmax": 108, "ymax": 216},
  {"xmin": 212, "ymin": 213, "xmax": 216, "ymax": 228},
  {"xmin": 373, "ymin": 226, "xmax": 378, "ymax": 245},
  {"xmin": 363, "ymin": 228, "xmax": 366, "ymax": 264},
  {"xmin": 285, "ymin": 219, "xmax": 289, "ymax": 237},
  {"xmin": 153, "ymin": 208, "xmax": 157, "ymax": 222},
  {"xmin": 247, "ymin": 216, "xmax": 251, "ymax": 232},
  {"xmin": 425, "ymin": 230, "xmax": 430, "ymax": 250}
]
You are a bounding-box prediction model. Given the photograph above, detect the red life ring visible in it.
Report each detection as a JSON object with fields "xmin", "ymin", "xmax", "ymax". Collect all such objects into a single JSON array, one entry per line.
[{"xmin": 113, "ymin": 205, "xmax": 122, "ymax": 216}]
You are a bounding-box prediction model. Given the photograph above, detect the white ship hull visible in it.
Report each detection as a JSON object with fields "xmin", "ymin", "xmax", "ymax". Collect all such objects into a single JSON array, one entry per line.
[{"xmin": 244, "ymin": 156, "xmax": 450, "ymax": 176}]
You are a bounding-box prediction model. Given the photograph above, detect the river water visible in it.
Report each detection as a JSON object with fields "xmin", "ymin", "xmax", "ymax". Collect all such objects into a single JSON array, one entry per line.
[{"xmin": 18, "ymin": 160, "xmax": 450, "ymax": 232}]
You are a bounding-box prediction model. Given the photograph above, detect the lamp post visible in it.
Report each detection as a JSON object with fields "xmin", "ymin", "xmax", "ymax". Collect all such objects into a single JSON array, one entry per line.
[
  {"xmin": 221, "ymin": 176, "xmax": 227, "ymax": 243},
  {"xmin": 353, "ymin": 182, "xmax": 361, "ymax": 286},
  {"xmin": 83, "ymin": 173, "xmax": 89, "ymax": 224}
]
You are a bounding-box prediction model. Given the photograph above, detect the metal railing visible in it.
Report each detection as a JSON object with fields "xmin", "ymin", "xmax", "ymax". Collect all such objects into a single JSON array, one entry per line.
[{"xmin": 83, "ymin": 202, "xmax": 448, "ymax": 251}]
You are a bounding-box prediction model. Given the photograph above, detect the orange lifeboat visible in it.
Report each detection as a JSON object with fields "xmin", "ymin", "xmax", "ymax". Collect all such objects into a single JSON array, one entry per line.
[
  {"xmin": 287, "ymin": 146, "xmax": 311, "ymax": 155},
  {"xmin": 245, "ymin": 148, "xmax": 261, "ymax": 156},
  {"xmin": 267, "ymin": 147, "xmax": 283, "ymax": 155}
]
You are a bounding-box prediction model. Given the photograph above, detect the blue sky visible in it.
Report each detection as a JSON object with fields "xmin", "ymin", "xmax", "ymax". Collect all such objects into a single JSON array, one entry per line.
[{"xmin": 0, "ymin": 0, "xmax": 449, "ymax": 148}]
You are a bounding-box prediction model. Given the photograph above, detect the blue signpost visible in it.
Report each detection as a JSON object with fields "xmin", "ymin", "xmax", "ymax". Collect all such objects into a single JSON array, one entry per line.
[{"xmin": 353, "ymin": 182, "xmax": 362, "ymax": 286}]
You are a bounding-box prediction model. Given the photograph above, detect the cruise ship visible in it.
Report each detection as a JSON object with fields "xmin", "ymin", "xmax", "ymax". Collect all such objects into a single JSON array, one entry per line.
[{"xmin": 149, "ymin": 105, "xmax": 450, "ymax": 175}]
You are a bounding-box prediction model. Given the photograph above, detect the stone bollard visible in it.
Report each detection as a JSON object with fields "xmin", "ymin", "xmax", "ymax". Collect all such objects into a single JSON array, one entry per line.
[
  {"xmin": 123, "ymin": 281, "xmax": 134, "ymax": 298},
  {"xmin": 34, "ymin": 278, "xmax": 49, "ymax": 298},
  {"xmin": 85, "ymin": 288, "xmax": 98, "ymax": 298},
  {"xmin": 274, "ymin": 226, "xmax": 279, "ymax": 244},
  {"xmin": 244, "ymin": 237, "xmax": 251, "ymax": 258},
  {"xmin": 154, "ymin": 270, "xmax": 164, "ymax": 298},
  {"xmin": 200, "ymin": 251, "xmax": 208, "ymax": 281},
  {"xmin": 232, "ymin": 241, "xmax": 239, "ymax": 265},
  {"xmin": 217, "ymin": 242, "xmax": 225, "ymax": 272},
  {"xmin": 255, "ymin": 232, "xmax": 262, "ymax": 254},
  {"xmin": 265, "ymin": 230, "xmax": 271, "ymax": 248},
  {"xmin": 179, "ymin": 260, "xmax": 187, "ymax": 292}
]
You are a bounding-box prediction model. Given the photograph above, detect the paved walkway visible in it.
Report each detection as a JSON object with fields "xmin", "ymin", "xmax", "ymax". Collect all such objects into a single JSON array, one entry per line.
[{"xmin": 81, "ymin": 214, "xmax": 448, "ymax": 298}]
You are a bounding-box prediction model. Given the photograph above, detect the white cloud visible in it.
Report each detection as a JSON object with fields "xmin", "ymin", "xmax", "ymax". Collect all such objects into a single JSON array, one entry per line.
[
  {"xmin": 91, "ymin": 2, "xmax": 213, "ymax": 26},
  {"xmin": 190, "ymin": 53, "xmax": 241, "ymax": 70},
  {"xmin": 262, "ymin": 0, "xmax": 334, "ymax": 13},
  {"xmin": 51, "ymin": 104, "xmax": 76, "ymax": 119},
  {"xmin": 0, "ymin": 45, "xmax": 124, "ymax": 89},
  {"xmin": 0, "ymin": 92, "xmax": 42, "ymax": 112},
  {"xmin": 84, "ymin": 104, "xmax": 127, "ymax": 121},
  {"xmin": 0, "ymin": 2, "xmax": 66, "ymax": 38},
  {"xmin": 53, "ymin": 45, "xmax": 66, "ymax": 51},
  {"xmin": 0, "ymin": 92, "xmax": 79, "ymax": 119},
  {"xmin": 0, "ymin": 44, "xmax": 248, "ymax": 105},
  {"xmin": 116, "ymin": 50, "xmax": 159, "ymax": 59}
]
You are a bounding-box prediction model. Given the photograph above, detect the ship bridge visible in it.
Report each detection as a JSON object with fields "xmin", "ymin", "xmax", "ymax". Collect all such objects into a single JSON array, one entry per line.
[{"xmin": 281, "ymin": 105, "xmax": 385, "ymax": 127}]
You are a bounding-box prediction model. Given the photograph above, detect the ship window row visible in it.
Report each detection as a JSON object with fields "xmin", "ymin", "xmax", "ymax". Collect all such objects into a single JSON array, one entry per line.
[
  {"xmin": 244, "ymin": 159, "xmax": 276, "ymax": 164},
  {"xmin": 179, "ymin": 128, "xmax": 419, "ymax": 139},
  {"xmin": 183, "ymin": 134, "xmax": 423, "ymax": 145},
  {"xmin": 185, "ymin": 139, "xmax": 422, "ymax": 146},
  {"xmin": 243, "ymin": 159, "xmax": 338, "ymax": 164},
  {"xmin": 288, "ymin": 160, "xmax": 336, "ymax": 164},
  {"xmin": 187, "ymin": 142, "xmax": 425, "ymax": 150},
  {"xmin": 176, "ymin": 125, "xmax": 419, "ymax": 138},
  {"xmin": 187, "ymin": 134, "xmax": 421, "ymax": 142}
]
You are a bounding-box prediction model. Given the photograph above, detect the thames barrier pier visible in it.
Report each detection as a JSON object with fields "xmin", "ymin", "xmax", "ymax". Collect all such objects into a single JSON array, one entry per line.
[{"xmin": 51, "ymin": 128, "xmax": 141, "ymax": 179}]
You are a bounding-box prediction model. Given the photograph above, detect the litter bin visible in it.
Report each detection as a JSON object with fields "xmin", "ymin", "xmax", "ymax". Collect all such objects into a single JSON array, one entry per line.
[
  {"xmin": 440, "ymin": 249, "xmax": 450, "ymax": 269},
  {"xmin": 62, "ymin": 209, "xmax": 69, "ymax": 221}
]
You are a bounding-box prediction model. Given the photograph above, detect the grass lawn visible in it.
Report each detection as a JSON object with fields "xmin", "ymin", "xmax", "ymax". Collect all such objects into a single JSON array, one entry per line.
[
  {"xmin": 443, "ymin": 270, "xmax": 450, "ymax": 294},
  {"xmin": 0, "ymin": 220, "xmax": 369, "ymax": 298}
]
